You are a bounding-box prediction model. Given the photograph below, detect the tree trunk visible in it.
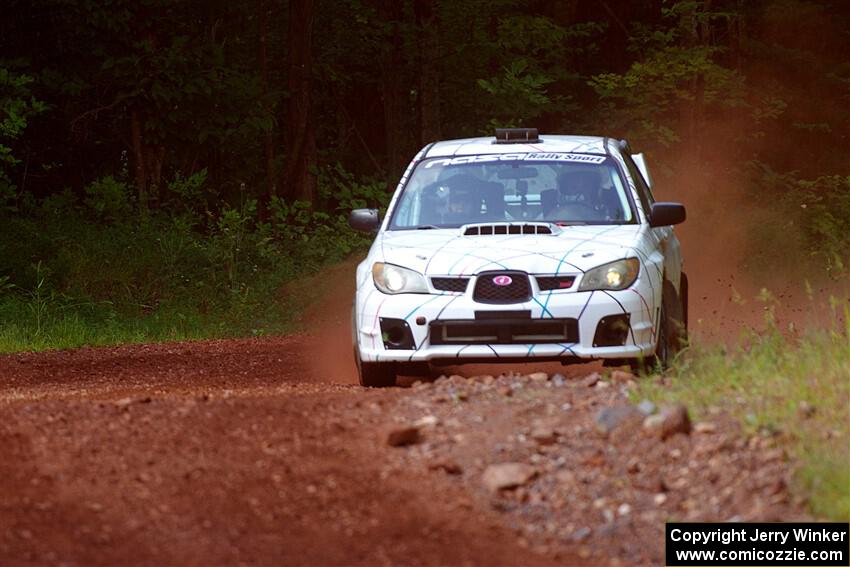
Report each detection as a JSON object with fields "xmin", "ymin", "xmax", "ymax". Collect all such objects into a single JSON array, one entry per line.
[
  {"xmin": 679, "ymin": 0, "xmax": 711, "ymax": 159},
  {"xmin": 148, "ymin": 144, "xmax": 165, "ymax": 203},
  {"xmin": 130, "ymin": 108, "xmax": 147, "ymax": 206},
  {"xmin": 415, "ymin": 0, "xmax": 441, "ymax": 146},
  {"xmin": 282, "ymin": 0, "xmax": 316, "ymax": 203},
  {"xmin": 258, "ymin": 0, "xmax": 277, "ymax": 206},
  {"xmin": 380, "ymin": 0, "xmax": 408, "ymax": 187}
]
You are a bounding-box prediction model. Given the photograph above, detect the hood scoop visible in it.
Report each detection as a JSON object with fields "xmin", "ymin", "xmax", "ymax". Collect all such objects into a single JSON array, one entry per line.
[{"xmin": 461, "ymin": 222, "xmax": 560, "ymax": 236}]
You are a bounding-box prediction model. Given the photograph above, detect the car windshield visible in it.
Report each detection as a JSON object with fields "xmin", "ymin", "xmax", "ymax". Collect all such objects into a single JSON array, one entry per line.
[{"xmin": 388, "ymin": 153, "xmax": 635, "ymax": 229}]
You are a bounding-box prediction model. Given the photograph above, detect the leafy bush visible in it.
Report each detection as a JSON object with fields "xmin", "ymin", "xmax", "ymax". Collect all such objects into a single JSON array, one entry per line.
[
  {"xmin": 83, "ymin": 176, "xmax": 132, "ymax": 220},
  {"xmin": 0, "ymin": 166, "xmax": 380, "ymax": 352},
  {"xmin": 0, "ymin": 66, "xmax": 46, "ymax": 208},
  {"xmin": 747, "ymin": 162, "xmax": 850, "ymax": 275}
]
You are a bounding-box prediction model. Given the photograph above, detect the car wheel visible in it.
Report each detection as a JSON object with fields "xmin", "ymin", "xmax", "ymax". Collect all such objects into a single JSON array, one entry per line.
[
  {"xmin": 625, "ymin": 305, "xmax": 668, "ymax": 375},
  {"xmin": 654, "ymin": 300, "xmax": 671, "ymax": 369},
  {"xmin": 356, "ymin": 358, "xmax": 397, "ymax": 388},
  {"xmin": 628, "ymin": 285, "xmax": 684, "ymax": 374},
  {"xmin": 652, "ymin": 285, "xmax": 687, "ymax": 370},
  {"xmin": 353, "ymin": 343, "xmax": 397, "ymax": 388}
]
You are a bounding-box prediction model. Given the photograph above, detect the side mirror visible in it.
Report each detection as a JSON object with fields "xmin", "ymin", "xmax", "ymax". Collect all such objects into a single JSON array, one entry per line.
[
  {"xmin": 649, "ymin": 202, "xmax": 686, "ymax": 227},
  {"xmin": 349, "ymin": 208, "xmax": 380, "ymax": 232}
]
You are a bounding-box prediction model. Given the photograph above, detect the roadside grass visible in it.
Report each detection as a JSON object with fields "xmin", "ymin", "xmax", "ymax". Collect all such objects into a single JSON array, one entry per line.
[
  {"xmin": 0, "ymin": 252, "xmax": 367, "ymax": 354},
  {"xmin": 634, "ymin": 308, "xmax": 850, "ymax": 521},
  {"xmin": 0, "ymin": 216, "xmax": 367, "ymax": 354},
  {"xmin": 0, "ymin": 294, "xmax": 298, "ymax": 353}
]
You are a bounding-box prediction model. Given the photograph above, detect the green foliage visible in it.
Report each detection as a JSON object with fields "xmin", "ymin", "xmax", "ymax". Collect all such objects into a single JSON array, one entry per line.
[
  {"xmin": 477, "ymin": 59, "xmax": 555, "ymax": 128},
  {"xmin": 83, "ymin": 176, "xmax": 132, "ymax": 220},
  {"xmin": 317, "ymin": 162, "xmax": 390, "ymax": 211},
  {"xmin": 0, "ymin": 65, "xmax": 46, "ymax": 206},
  {"xmin": 588, "ymin": 1, "xmax": 746, "ymax": 147},
  {"xmin": 0, "ymin": 167, "xmax": 374, "ymax": 352},
  {"xmin": 747, "ymin": 162, "xmax": 850, "ymax": 275},
  {"xmin": 633, "ymin": 309, "xmax": 850, "ymax": 520},
  {"xmin": 164, "ymin": 168, "xmax": 209, "ymax": 219}
]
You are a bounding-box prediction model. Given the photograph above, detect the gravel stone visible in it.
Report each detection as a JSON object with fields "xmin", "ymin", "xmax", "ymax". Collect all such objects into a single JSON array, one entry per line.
[
  {"xmin": 578, "ymin": 373, "xmax": 600, "ymax": 388},
  {"xmin": 637, "ymin": 399, "xmax": 656, "ymax": 415},
  {"xmin": 386, "ymin": 426, "xmax": 421, "ymax": 447},
  {"xmin": 595, "ymin": 405, "xmax": 643, "ymax": 435},
  {"xmin": 482, "ymin": 463, "xmax": 536, "ymax": 492},
  {"xmin": 643, "ymin": 404, "xmax": 691, "ymax": 440}
]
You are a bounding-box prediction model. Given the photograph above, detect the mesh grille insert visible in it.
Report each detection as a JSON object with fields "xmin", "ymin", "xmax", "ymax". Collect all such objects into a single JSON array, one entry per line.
[{"xmin": 431, "ymin": 277, "xmax": 470, "ymax": 293}]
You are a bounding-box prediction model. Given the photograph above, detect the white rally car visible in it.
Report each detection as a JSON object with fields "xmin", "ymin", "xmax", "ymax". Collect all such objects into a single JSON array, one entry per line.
[{"xmin": 349, "ymin": 129, "xmax": 687, "ymax": 387}]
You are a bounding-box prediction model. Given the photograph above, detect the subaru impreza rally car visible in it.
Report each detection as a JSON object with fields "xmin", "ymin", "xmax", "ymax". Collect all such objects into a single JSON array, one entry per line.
[{"xmin": 349, "ymin": 128, "xmax": 687, "ymax": 387}]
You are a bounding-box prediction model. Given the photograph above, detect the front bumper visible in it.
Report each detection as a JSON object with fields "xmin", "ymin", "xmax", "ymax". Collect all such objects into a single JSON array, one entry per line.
[{"xmin": 355, "ymin": 280, "xmax": 659, "ymax": 364}]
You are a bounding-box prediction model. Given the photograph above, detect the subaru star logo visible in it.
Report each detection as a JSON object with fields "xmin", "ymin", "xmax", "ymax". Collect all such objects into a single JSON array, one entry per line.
[{"xmin": 492, "ymin": 275, "xmax": 513, "ymax": 286}]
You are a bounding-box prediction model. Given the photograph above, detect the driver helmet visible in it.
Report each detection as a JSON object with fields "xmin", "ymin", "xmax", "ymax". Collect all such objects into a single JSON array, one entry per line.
[
  {"xmin": 557, "ymin": 169, "xmax": 599, "ymax": 203},
  {"xmin": 440, "ymin": 174, "xmax": 480, "ymax": 218}
]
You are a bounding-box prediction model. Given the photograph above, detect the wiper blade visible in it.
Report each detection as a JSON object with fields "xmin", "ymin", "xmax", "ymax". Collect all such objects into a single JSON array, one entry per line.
[{"xmin": 415, "ymin": 224, "xmax": 442, "ymax": 230}]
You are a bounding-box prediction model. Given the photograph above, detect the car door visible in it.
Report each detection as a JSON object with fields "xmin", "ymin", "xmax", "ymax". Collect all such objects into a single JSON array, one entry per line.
[{"xmin": 623, "ymin": 154, "xmax": 683, "ymax": 297}]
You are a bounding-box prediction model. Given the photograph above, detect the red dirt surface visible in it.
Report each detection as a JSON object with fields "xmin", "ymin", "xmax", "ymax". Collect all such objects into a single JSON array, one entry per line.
[
  {"xmin": 0, "ymin": 260, "xmax": 807, "ymax": 567},
  {"xmin": 0, "ymin": 337, "xmax": 567, "ymax": 567}
]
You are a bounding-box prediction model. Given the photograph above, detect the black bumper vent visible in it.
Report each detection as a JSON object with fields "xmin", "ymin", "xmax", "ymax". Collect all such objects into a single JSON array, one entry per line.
[
  {"xmin": 473, "ymin": 271, "xmax": 531, "ymax": 304},
  {"xmin": 431, "ymin": 277, "xmax": 470, "ymax": 293},
  {"xmin": 430, "ymin": 318, "xmax": 578, "ymax": 345}
]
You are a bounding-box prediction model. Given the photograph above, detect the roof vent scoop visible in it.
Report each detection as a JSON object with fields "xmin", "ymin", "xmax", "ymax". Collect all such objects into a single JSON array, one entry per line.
[
  {"xmin": 462, "ymin": 222, "xmax": 559, "ymax": 236},
  {"xmin": 494, "ymin": 128, "xmax": 540, "ymax": 144}
]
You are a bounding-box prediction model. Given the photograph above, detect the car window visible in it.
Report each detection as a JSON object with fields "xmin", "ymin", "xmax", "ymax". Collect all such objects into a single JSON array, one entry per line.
[
  {"xmin": 622, "ymin": 154, "xmax": 654, "ymax": 215},
  {"xmin": 388, "ymin": 154, "xmax": 635, "ymax": 229}
]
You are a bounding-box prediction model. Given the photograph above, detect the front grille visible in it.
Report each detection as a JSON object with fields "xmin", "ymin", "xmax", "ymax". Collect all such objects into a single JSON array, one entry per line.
[
  {"xmin": 431, "ymin": 277, "xmax": 470, "ymax": 293},
  {"xmin": 536, "ymin": 275, "xmax": 576, "ymax": 291},
  {"xmin": 473, "ymin": 271, "xmax": 531, "ymax": 304},
  {"xmin": 430, "ymin": 318, "xmax": 578, "ymax": 345}
]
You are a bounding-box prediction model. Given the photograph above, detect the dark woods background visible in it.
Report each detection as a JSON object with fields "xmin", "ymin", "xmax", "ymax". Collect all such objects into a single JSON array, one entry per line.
[{"xmin": 1, "ymin": 0, "xmax": 849, "ymax": 347}]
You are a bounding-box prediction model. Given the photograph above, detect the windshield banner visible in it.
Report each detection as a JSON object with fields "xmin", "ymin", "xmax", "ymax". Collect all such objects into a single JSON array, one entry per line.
[{"xmin": 424, "ymin": 153, "xmax": 607, "ymax": 168}]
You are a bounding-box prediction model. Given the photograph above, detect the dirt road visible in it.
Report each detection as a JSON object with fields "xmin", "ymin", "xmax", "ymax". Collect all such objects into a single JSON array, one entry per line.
[
  {"xmin": 0, "ymin": 263, "xmax": 805, "ymax": 567},
  {"xmin": 1, "ymin": 335, "xmax": 573, "ymax": 567}
]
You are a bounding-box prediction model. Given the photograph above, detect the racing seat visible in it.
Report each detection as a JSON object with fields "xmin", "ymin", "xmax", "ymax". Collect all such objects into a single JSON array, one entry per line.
[
  {"xmin": 557, "ymin": 170, "xmax": 600, "ymax": 205},
  {"xmin": 481, "ymin": 181, "xmax": 506, "ymax": 221},
  {"xmin": 598, "ymin": 187, "xmax": 624, "ymax": 220},
  {"xmin": 418, "ymin": 183, "xmax": 445, "ymax": 226},
  {"xmin": 540, "ymin": 188, "xmax": 558, "ymax": 217}
]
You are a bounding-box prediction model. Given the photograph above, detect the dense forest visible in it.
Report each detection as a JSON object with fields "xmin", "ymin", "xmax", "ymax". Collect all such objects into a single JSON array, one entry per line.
[{"xmin": 1, "ymin": 0, "xmax": 849, "ymax": 348}]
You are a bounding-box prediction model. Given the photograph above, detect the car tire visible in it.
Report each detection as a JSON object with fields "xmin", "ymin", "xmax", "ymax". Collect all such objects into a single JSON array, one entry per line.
[
  {"xmin": 679, "ymin": 272, "xmax": 689, "ymax": 342},
  {"xmin": 653, "ymin": 300, "xmax": 672, "ymax": 369},
  {"xmin": 652, "ymin": 284, "xmax": 687, "ymax": 370},
  {"xmin": 356, "ymin": 357, "xmax": 397, "ymax": 388},
  {"xmin": 627, "ymin": 283, "xmax": 685, "ymax": 374}
]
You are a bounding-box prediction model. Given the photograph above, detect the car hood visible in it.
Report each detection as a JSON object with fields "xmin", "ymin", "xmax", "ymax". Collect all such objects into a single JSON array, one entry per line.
[{"xmin": 377, "ymin": 224, "xmax": 644, "ymax": 275}]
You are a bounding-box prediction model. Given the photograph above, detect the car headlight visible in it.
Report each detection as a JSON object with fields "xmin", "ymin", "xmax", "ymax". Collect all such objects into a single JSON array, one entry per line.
[
  {"xmin": 372, "ymin": 262, "xmax": 429, "ymax": 294},
  {"xmin": 578, "ymin": 258, "xmax": 640, "ymax": 291}
]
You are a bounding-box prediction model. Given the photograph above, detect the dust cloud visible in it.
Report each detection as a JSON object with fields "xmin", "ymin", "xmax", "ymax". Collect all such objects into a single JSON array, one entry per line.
[{"xmin": 656, "ymin": 147, "xmax": 847, "ymax": 345}]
